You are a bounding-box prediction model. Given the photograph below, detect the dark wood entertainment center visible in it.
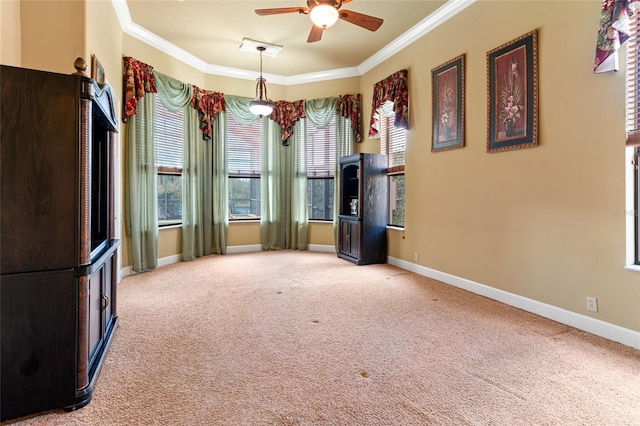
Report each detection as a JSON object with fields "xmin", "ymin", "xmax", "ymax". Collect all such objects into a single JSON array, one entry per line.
[
  {"xmin": 337, "ymin": 153, "xmax": 388, "ymax": 265},
  {"xmin": 0, "ymin": 61, "xmax": 119, "ymax": 421}
]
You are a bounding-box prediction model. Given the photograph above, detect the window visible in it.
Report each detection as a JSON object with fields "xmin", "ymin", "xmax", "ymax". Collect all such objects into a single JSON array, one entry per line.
[
  {"xmin": 227, "ymin": 112, "xmax": 262, "ymax": 220},
  {"xmin": 379, "ymin": 101, "xmax": 406, "ymax": 227},
  {"xmin": 628, "ymin": 12, "xmax": 640, "ymax": 264},
  {"xmin": 306, "ymin": 117, "xmax": 336, "ymax": 220},
  {"xmin": 155, "ymin": 95, "xmax": 183, "ymax": 226}
]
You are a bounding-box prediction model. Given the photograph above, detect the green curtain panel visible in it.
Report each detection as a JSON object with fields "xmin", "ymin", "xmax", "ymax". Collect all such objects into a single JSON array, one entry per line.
[
  {"xmin": 209, "ymin": 116, "xmax": 229, "ymax": 255},
  {"xmin": 125, "ymin": 95, "xmax": 158, "ymax": 272},
  {"xmin": 154, "ymin": 71, "xmax": 229, "ymax": 261}
]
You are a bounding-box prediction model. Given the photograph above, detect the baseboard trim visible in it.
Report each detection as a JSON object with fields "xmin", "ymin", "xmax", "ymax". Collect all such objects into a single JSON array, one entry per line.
[
  {"xmin": 119, "ymin": 266, "xmax": 132, "ymax": 281},
  {"xmin": 226, "ymin": 244, "xmax": 262, "ymax": 254},
  {"xmin": 159, "ymin": 254, "xmax": 182, "ymax": 267},
  {"xmin": 120, "ymin": 245, "xmax": 335, "ymax": 280},
  {"xmin": 119, "ymin": 254, "xmax": 183, "ymax": 281},
  {"xmin": 308, "ymin": 244, "xmax": 337, "ymax": 253},
  {"xmin": 388, "ymin": 256, "xmax": 640, "ymax": 350},
  {"xmin": 226, "ymin": 244, "xmax": 336, "ymax": 254}
]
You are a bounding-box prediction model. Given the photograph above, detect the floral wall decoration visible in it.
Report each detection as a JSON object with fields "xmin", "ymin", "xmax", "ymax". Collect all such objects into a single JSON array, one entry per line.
[
  {"xmin": 486, "ymin": 30, "xmax": 538, "ymax": 153},
  {"xmin": 431, "ymin": 54, "xmax": 465, "ymax": 152}
]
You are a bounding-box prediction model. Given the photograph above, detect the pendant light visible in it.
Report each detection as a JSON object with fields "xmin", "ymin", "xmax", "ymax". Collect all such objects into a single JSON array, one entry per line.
[{"xmin": 248, "ymin": 46, "xmax": 274, "ymax": 117}]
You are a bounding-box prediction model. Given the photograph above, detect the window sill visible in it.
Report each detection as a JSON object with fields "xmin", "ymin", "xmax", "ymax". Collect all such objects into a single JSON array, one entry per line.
[
  {"xmin": 387, "ymin": 225, "xmax": 405, "ymax": 231},
  {"xmin": 624, "ymin": 264, "xmax": 640, "ymax": 272},
  {"xmin": 159, "ymin": 223, "xmax": 181, "ymax": 230}
]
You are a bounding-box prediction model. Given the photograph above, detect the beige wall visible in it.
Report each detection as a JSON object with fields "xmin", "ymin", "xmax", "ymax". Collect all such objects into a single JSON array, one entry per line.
[
  {"xmin": 0, "ymin": 0, "xmax": 21, "ymax": 66},
  {"xmin": 86, "ymin": 0, "xmax": 123, "ymax": 90},
  {"xmin": 3, "ymin": 0, "xmax": 638, "ymax": 334},
  {"xmin": 85, "ymin": 0, "xmax": 126, "ymax": 275},
  {"xmin": 359, "ymin": 0, "xmax": 639, "ymax": 332},
  {"xmin": 20, "ymin": 0, "xmax": 85, "ymax": 74}
]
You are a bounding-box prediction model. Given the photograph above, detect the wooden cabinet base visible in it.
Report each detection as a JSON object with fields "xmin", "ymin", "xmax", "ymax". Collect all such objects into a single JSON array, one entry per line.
[{"xmin": 0, "ymin": 245, "xmax": 119, "ymax": 421}]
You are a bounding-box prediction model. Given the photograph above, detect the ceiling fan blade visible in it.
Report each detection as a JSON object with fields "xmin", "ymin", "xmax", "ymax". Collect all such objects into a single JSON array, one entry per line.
[
  {"xmin": 255, "ymin": 7, "xmax": 309, "ymax": 16},
  {"xmin": 338, "ymin": 10, "xmax": 383, "ymax": 32},
  {"xmin": 307, "ymin": 25, "xmax": 324, "ymax": 43}
]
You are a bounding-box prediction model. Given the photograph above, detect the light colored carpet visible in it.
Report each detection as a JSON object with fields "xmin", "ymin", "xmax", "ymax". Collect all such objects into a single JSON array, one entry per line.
[{"xmin": 5, "ymin": 251, "xmax": 640, "ymax": 425}]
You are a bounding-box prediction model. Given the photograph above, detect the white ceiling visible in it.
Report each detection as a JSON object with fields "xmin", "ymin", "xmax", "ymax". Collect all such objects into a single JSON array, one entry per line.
[{"xmin": 118, "ymin": 0, "xmax": 474, "ymax": 83}]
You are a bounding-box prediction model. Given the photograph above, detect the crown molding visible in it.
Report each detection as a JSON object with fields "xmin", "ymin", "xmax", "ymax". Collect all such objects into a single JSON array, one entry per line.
[
  {"xmin": 358, "ymin": 0, "xmax": 476, "ymax": 74},
  {"xmin": 112, "ymin": 0, "xmax": 476, "ymax": 85},
  {"xmin": 283, "ymin": 67, "xmax": 362, "ymax": 85}
]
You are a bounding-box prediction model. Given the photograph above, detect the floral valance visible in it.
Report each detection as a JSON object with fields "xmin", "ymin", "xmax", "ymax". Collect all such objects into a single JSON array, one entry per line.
[
  {"xmin": 594, "ymin": 0, "xmax": 640, "ymax": 73},
  {"xmin": 338, "ymin": 94, "xmax": 362, "ymax": 143},
  {"xmin": 123, "ymin": 56, "xmax": 363, "ymax": 143},
  {"xmin": 270, "ymin": 100, "xmax": 306, "ymax": 143},
  {"xmin": 369, "ymin": 69, "xmax": 409, "ymax": 138},
  {"xmin": 191, "ymin": 86, "xmax": 225, "ymax": 139},
  {"xmin": 123, "ymin": 57, "xmax": 157, "ymax": 122}
]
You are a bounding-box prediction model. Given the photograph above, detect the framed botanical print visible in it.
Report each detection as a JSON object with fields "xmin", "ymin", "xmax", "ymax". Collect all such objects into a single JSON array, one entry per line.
[
  {"xmin": 487, "ymin": 29, "xmax": 538, "ymax": 153},
  {"xmin": 431, "ymin": 54, "xmax": 465, "ymax": 152}
]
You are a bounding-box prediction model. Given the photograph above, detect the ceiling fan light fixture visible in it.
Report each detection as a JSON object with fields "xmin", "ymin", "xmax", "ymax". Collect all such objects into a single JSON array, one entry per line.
[
  {"xmin": 310, "ymin": 4, "xmax": 339, "ymax": 28},
  {"xmin": 248, "ymin": 46, "xmax": 274, "ymax": 117}
]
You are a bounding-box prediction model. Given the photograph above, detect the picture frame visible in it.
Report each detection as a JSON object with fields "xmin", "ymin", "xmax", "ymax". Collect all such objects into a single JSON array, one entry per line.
[
  {"xmin": 486, "ymin": 29, "xmax": 538, "ymax": 153},
  {"xmin": 431, "ymin": 54, "xmax": 465, "ymax": 152},
  {"xmin": 91, "ymin": 54, "xmax": 105, "ymax": 84}
]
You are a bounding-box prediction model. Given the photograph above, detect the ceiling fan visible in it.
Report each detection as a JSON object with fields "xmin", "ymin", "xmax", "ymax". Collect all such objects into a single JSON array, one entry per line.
[{"xmin": 255, "ymin": 0, "xmax": 384, "ymax": 43}]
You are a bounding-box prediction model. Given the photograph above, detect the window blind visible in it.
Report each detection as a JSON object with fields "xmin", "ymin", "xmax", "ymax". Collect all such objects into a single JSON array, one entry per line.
[
  {"xmin": 627, "ymin": 12, "xmax": 640, "ymax": 146},
  {"xmin": 379, "ymin": 101, "xmax": 406, "ymax": 173},
  {"xmin": 307, "ymin": 117, "xmax": 336, "ymax": 177},
  {"xmin": 154, "ymin": 95, "xmax": 183, "ymax": 171},
  {"xmin": 226, "ymin": 112, "xmax": 262, "ymax": 176}
]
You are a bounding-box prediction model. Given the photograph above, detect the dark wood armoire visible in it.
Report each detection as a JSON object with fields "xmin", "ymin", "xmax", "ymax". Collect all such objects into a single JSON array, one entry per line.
[
  {"xmin": 337, "ymin": 153, "xmax": 388, "ymax": 265},
  {"xmin": 0, "ymin": 62, "xmax": 119, "ymax": 421}
]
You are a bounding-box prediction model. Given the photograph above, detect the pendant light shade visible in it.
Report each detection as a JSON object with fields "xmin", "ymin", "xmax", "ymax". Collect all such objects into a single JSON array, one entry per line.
[
  {"xmin": 248, "ymin": 96, "xmax": 274, "ymax": 117},
  {"xmin": 248, "ymin": 46, "xmax": 274, "ymax": 117},
  {"xmin": 309, "ymin": 4, "xmax": 339, "ymax": 29}
]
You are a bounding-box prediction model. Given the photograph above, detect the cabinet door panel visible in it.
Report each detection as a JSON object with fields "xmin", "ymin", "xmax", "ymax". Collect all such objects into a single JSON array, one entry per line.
[
  {"xmin": 88, "ymin": 270, "xmax": 102, "ymax": 364},
  {"xmin": 339, "ymin": 219, "xmax": 361, "ymax": 259},
  {"xmin": 339, "ymin": 220, "xmax": 349, "ymax": 255},
  {"xmin": 0, "ymin": 68, "xmax": 78, "ymax": 274},
  {"xmin": 350, "ymin": 222, "xmax": 361, "ymax": 258},
  {"xmin": 0, "ymin": 270, "xmax": 76, "ymax": 420},
  {"xmin": 103, "ymin": 257, "xmax": 114, "ymax": 329}
]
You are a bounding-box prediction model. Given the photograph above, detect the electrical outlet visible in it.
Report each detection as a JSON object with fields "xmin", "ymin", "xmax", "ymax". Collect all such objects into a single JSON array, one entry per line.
[
  {"xmin": 413, "ymin": 252, "xmax": 419, "ymax": 262},
  {"xmin": 586, "ymin": 296, "xmax": 598, "ymax": 313}
]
